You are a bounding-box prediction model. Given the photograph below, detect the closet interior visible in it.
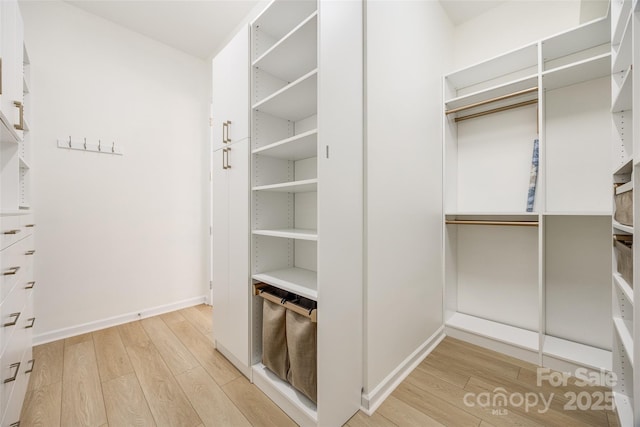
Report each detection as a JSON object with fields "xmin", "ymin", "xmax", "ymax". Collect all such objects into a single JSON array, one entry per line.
[{"xmin": 444, "ymin": 15, "xmax": 613, "ymax": 372}]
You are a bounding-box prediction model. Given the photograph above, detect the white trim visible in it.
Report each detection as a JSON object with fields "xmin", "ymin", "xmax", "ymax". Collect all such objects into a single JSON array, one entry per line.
[
  {"xmin": 33, "ymin": 296, "xmax": 207, "ymax": 345},
  {"xmin": 360, "ymin": 327, "xmax": 445, "ymax": 415}
]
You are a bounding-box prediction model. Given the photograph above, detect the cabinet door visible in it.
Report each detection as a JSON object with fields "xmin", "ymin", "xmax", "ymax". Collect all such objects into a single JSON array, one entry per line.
[
  {"xmin": 211, "ymin": 27, "xmax": 249, "ymax": 152},
  {"xmin": 226, "ymin": 139, "xmax": 249, "ymax": 366},
  {"xmin": 211, "ymin": 147, "xmax": 229, "ymax": 346},
  {"xmin": 0, "ymin": 0, "xmax": 23, "ymax": 139}
]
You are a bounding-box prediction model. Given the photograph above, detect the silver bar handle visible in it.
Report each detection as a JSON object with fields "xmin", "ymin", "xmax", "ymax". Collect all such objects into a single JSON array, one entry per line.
[{"xmin": 4, "ymin": 312, "xmax": 20, "ymax": 327}]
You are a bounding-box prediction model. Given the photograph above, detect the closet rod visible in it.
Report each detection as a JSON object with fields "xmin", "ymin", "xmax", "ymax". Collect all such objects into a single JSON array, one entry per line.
[
  {"xmin": 455, "ymin": 99, "xmax": 538, "ymax": 123},
  {"xmin": 253, "ymin": 283, "xmax": 317, "ymax": 322},
  {"xmin": 446, "ymin": 220, "xmax": 539, "ymax": 227},
  {"xmin": 446, "ymin": 86, "xmax": 538, "ymax": 115}
]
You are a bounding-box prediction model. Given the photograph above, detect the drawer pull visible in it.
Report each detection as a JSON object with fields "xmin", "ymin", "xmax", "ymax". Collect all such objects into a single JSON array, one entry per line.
[
  {"xmin": 3, "ymin": 229, "xmax": 21, "ymax": 235},
  {"xmin": 25, "ymin": 317, "xmax": 35, "ymax": 328},
  {"xmin": 25, "ymin": 359, "xmax": 34, "ymax": 374},
  {"xmin": 10, "ymin": 422, "xmax": 20, "ymax": 427},
  {"xmin": 4, "ymin": 312, "xmax": 20, "ymax": 327},
  {"xmin": 25, "ymin": 250, "xmax": 35, "ymax": 256},
  {"xmin": 13, "ymin": 101, "xmax": 24, "ymax": 131},
  {"xmin": 4, "ymin": 362, "xmax": 20, "ymax": 383},
  {"xmin": 25, "ymin": 281, "xmax": 35, "ymax": 289},
  {"xmin": 3, "ymin": 266, "xmax": 20, "ymax": 276},
  {"xmin": 25, "ymin": 224, "xmax": 35, "ymax": 228}
]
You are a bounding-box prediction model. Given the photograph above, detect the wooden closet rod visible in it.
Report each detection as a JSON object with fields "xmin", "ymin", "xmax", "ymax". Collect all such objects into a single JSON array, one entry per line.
[
  {"xmin": 253, "ymin": 283, "xmax": 317, "ymax": 322},
  {"xmin": 446, "ymin": 220, "xmax": 539, "ymax": 227},
  {"xmin": 446, "ymin": 87, "xmax": 538, "ymax": 115},
  {"xmin": 455, "ymin": 99, "xmax": 538, "ymax": 123}
]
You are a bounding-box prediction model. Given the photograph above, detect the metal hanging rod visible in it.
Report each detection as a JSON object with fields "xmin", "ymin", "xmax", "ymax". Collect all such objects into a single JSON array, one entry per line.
[
  {"xmin": 455, "ymin": 99, "xmax": 538, "ymax": 123},
  {"xmin": 445, "ymin": 220, "xmax": 539, "ymax": 227},
  {"xmin": 446, "ymin": 86, "xmax": 538, "ymax": 115}
]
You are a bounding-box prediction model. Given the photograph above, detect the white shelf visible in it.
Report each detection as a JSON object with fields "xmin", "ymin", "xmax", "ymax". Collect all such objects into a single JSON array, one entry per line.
[
  {"xmin": 22, "ymin": 76, "xmax": 30, "ymax": 95},
  {"xmin": 252, "ymin": 129, "xmax": 317, "ymax": 161},
  {"xmin": 614, "ymin": 273, "xmax": 634, "ymax": 306},
  {"xmin": 543, "ymin": 211, "xmax": 612, "ymax": 216},
  {"xmin": 614, "ymin": 393, "xmax": 634, "ymax": 427},
  {"xmin": 612, "ymin": 0, "xmax": 633, "ymax": 45},
  {"xmin": 542, "ymin": 16, "xmax": 610, "ymax": 64},
  {"xmin": 614, "ymin": 157, "xmax": 633, "ymax": 175},
  {"xmin": 252, "ymin": 228, "xmax": 317, "ymax": 241},
  {"xmin": 445, "ymin": 212, "xmax": 539, "ymax": 217},
  {"xmin": 542, "ymin": 53, "xmax": 611, "ymax": 90},
  {"xmin": 253, "ymin": 12, "xmax": 317, "ymax": 82},
  {"xmin": 542, "ymin": 335, "xmax": 612, "ymax": 371},
  {"xmin": 614, "ymin": 221, "xmax": 634, "ymax": 234},
  {"xmin": 253, "ymin": 267, "xmax": 317, "ymax": 300},
  {"xmin": 18, "ymin": 157, "xmax": 30, "ymax": 170},
  {"xmin": 253, "ymin": 179, "xmax": 317, "ymax": 193},
  {"xmin": 0, "ymin": 112, "xmax": 20, "ymax": 145},
  {"xmin": 445, "ymin": 313, "xmax": 539, "ymax": 351},
  {"xmin": 252, "ymin": 69, "xmax": 317, "ymax": 122},
  {"xmin": 252, "ymin": 363, "xmax": 317, "ymax": 426},
  {"xmin": 252, "ymin": 0, "xmax": 317, "ymax": 57},
  {"xmin": 614, "ymin": 317, "xmax": 634, "ymax": 366},
  {"xmin": 444, "ymin": 75, "xmax": 538, "ymax": 111},
  {"xmin": 612, "ymin": 12, "xmax": 633, "ymax": 73},
  {"xmin": 612, "ymin": 66, "xmax": 633, "ymax": 113},
  {"xmin": 445, "ymin": 43, "xmax": 538, "ymax": 92}
]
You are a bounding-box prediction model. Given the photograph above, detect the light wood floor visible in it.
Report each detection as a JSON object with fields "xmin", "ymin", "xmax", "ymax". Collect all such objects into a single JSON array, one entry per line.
[{"xmin": 21, "ymin": 305, "xmax": 618, "ymax": 427}]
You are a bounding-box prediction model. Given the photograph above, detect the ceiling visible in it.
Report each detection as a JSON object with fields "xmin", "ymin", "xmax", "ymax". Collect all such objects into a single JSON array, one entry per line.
[
  {"xmin": 66, "ymin": 0, "xmax": 260, "ymax": 59},
  {"xmin": 64, "ymin": 0, "xmax": 507, "ymax": 60}
]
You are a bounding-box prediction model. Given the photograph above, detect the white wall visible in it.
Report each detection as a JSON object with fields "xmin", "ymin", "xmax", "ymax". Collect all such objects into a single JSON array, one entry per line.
[
  {"xmin": 452, "ymin": 0, "xmax": 583, "ymax": 71},
  {"xmin": 364, "ymin": 0, "xmax": 453, "ymax": 403},
  {"xmin": 20, "ymin": 0, "xmax": 210, "ymax": 342}
]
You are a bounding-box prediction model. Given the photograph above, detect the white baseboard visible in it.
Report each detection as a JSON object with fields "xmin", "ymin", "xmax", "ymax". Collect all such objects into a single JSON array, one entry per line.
[
  {"xmin": 360, "ymin": 327, "xmax": 445, "ymax": 415},
  {"xmin": 33, "ymin": 295, "xmax": 207, "ymax": 346}
]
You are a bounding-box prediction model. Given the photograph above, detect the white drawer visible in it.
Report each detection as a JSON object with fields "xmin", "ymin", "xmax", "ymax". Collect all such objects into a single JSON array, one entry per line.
[
  {"xmin": 1, "ymin": 344, "xmax": 32, "ymax": 427},
  {"xmin": 0, "ymin": 319, "xmax": 26, "ymax": 424},
  {"xmin": 0, "ymin": 281, "xmax": 28, "ymax": 360},
  {"xmin": 0, "ymin": 217, "xmax": 23, "ymax": 252},
  {"xmin": 0, "ymin": 238, "xmax": 27, "ymax": 306}
]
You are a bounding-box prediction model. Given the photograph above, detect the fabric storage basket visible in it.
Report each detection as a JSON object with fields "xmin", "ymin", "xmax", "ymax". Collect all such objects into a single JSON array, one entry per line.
[
  {"xmin": 615, "ymin": 239, "xmax": 633, "ymax": 287},
  {"xmin": 262, "ymin": 298, "xmax": 289, "ymax": 381},
  {"xmin": 614, "ymin": 183, "xmax": 633, "ymax": 226},
  {"xmin": 286, "ymin": 308, "xmax": 317, "ymax": 403}
]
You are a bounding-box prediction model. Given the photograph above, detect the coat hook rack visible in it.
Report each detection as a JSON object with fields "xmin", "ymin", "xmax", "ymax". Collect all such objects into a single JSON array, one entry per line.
[{"xmin": 57, "ymin": 137, "xmax": 123, "ymax": 156}]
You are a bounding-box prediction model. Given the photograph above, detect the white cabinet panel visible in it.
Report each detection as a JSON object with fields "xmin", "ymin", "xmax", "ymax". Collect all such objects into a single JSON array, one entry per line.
[
  {"xmin": 212, "ymin": 27, "xmax": 249, "ymax": 152},
  {"xmin": 0, "ymin": 0, "xmax": 23, "ymax": 141}
]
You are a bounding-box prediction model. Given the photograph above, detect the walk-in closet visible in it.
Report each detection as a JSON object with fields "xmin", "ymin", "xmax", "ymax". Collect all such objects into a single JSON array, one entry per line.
[{"xmin": 2, "ymin": 0, "xmax": 639, "ymax": 426}]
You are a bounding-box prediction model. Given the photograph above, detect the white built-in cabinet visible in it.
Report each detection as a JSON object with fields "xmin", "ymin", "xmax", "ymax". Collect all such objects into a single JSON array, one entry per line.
[
  {"xmin": 210, "ymin": 27, "xmax": 252, "ymax": 375},
  {"xmin": 610, "ymin": 0, "xmax": 639, "ymax": 425},
  {"xmin": 443, "ymin": 15, "xmax": 613, "ymax": 375},
  {"xmin": 247, "ymin": 1, "xmax": 362, "ymax": 425},
  {"xmin": 0, "ymin": 0, "xmax": 35, "ymax": 425}
]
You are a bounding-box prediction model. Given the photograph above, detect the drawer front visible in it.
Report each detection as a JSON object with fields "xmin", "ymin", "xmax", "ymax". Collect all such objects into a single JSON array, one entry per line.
[
  {"xmin": 0, "ymin": 280, "xmax": 28, "ymax": 359},
  {"xmin": 1, "ymin": 237, "xmax": 27, "ymax": 301},
  {"xmin": 0, "ymin": 321, "xmax": 25, "ymax": 423},
  {"xmin": 0, "ymin": 217, "xmax": 22, "ymax": 252},
  {"xmin": 19, "ymin": 215, "xmax": 35, "ymax": 238},
  {"xmin": 1, "ymin": 344, "xmax": 32, "ymax": 427}
]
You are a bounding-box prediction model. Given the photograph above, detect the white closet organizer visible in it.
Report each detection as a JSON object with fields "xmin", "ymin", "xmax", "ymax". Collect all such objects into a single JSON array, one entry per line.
[
  {"xmin": 444, "ymin": 16, "xmax": 613, "ymax": 374},
  {"xmin": 610, "ymin": 1, "xmax": 639, "ymax": 425},
  {"xmin": 0, "ymin": 1, "xmax": 36, "ymax": 425},
  {"xmin": 249, "ymin": 0, "xmax": 363, "ymax": 426}
]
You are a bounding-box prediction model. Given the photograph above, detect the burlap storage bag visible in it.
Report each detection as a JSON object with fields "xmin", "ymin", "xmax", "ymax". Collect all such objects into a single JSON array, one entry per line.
[
  {"xmin": 286, "ymin": 309, "xmax": 317, "ymax": 403},
  {"xmin": 615, "ymin": 190, "xmax": 633, "ymax": 226},
  {"xmin": 262, "ymin": 299, "xmax": 289, "ymax": 380},
  {"xmin": 615, "ymin": 240, "xmax": 633, "ymax": 287}
]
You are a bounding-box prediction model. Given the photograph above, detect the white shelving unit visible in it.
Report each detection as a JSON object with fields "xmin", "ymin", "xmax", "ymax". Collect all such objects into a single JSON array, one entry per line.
[
  {"xmin": 444, "ymin": 16, "xmax": 614, "ymax": 374},
  {"xmin": 610, "ymin": 1, "xmax": 640, "ymax": 425},
  {"xmin": 250, "ymin": 1, "xmax": 363, "ymax": 425}
]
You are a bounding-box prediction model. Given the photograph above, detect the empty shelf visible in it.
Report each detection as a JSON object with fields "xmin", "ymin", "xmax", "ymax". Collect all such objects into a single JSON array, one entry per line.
[
  {"xmin": 445, "ymin": 313, "xmax": 539, "ymax": 351},
  {"xmin": 613, "ymin": 221, "xmax": 633, "ymax": 234},
  {"xmin": 253, "ymin": 70, "xmax": 317, "ymax": 122},
  {"xmin": 613, "ymin": 318, "xmax": 634, "ymax": 367},
  {"xmin": 253, "ymin": 228, "xmax": 317, "ymax": 241},
  {"xmin": 253, "ymin": 129, "xmax": 318, "ymax": 161},
  {"xmin": 542, "ymin": 335, "xmax": 612, "ymax": 371},
  {"xmin": 253, "ymin": 179, "xmax": 317, "ymax": 193},
  {"xmin": 542, "ymin": 53, "xmax": 611, "ymax": 90},
  {"xmin": 611, "ymin": 66, "xmax": 632, "ymax": 113},
  {"xmin": 252, "ymin": 267, "xmax": 317, "ymax": 300},
  {"xmin": 614, "ymin": 273, "xmax": 634, "ymax": 305}
]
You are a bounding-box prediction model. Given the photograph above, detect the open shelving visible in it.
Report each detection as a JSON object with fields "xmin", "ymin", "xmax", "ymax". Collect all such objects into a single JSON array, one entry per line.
[
  {"xmin": 252, "ymin": 129, "xmax": 317, "ymax": 160},
  {"xmin": 444, "ymin": 15, "xmax": 615, "ymax": 378},
  {"xmin": 252, "ymin": 267, "xmax": 317, "ymax": 300},
  {"xmin": 253, "ymin": 69, "xmax": 317, "ymax": 120}
]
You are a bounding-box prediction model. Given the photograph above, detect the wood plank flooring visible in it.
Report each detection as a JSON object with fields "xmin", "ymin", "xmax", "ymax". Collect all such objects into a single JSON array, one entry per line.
[{"xmin": 21, "ymin": 305, "xmax": 619, "ymax": 426}]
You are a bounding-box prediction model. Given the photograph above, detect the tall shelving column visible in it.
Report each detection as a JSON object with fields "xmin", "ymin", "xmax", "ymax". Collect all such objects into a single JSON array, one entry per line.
[
  {"xmin": 611, "ymin": 0, "xmax": 638, "ymax": 425},
  {"xmin": 249, "ymin": 1, "xmax": 363, "ymax": 425},
  {"xmin": 443, "ymin": 16, "xmax": 613, "ymax": 376}
]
